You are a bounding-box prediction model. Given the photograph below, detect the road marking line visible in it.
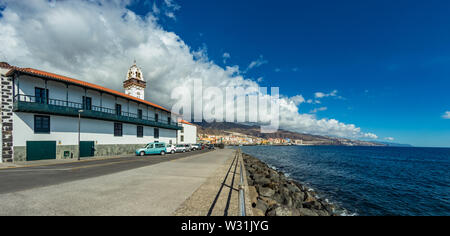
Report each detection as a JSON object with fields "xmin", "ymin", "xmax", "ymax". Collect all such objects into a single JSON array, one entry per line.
[{"xmin": 0, "ymin": 156, "xmax": 137, "ymax": 170}]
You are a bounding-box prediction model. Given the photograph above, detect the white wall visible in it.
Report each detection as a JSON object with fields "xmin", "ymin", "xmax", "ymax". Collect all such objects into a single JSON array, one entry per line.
[
  {"xmin": 178, "ymin": 123, "xmax": 197, "ymax": 144},
  {"xmin": 13, "ymin": 112, "xmax": 177, "ymax": 147}
]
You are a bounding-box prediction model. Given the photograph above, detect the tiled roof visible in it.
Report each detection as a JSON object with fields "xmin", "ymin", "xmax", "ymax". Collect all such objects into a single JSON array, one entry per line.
[
  {"xmin": 180, "ymin": 120, "xmax": 194, "ymax": 126},
  {"xmin": 6, "ymin": 66, "xmax": 171, "ymax": 113},
  {"xmin": 0, "ymin": 62, "xmax": 13, "ymax": 69}
]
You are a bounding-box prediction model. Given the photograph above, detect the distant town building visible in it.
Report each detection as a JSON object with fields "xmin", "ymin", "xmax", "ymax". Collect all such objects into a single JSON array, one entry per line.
[{"xmin": 294, "ymin": 139, "xmax": 304, "ymax": 145}]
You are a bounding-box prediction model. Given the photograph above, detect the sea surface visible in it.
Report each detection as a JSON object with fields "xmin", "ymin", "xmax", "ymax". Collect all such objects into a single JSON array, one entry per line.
[{"xmin": 236, "ymin": 145, "xmax": 450, "ymax": 216}]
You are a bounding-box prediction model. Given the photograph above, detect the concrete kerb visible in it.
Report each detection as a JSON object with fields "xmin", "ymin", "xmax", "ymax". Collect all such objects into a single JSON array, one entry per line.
[{"xmin": 237, "ymin": 148, "xmax": 254, "ymax": 216}]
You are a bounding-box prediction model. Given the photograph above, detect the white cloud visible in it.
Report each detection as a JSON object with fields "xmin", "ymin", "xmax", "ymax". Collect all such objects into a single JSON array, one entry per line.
[
  {"xmin": 164, "ymin": 0, "xmax": 180, "ymax": 10},
  {"xmin": 315, "ymin": 90, "xmax": 338, "ymax": 99},
  {"xmin": 385, "ymin": 137, "xmax": 395, "ymax": 141},
  {"xmin": 290, "ymin": 95, "xmax": 305, "ymax": 106},
  {"xmin": 222, "ymin": 52, "xmax": 230, "ymax": 64},
  {"xmin": 152, "ymin": 1, "xmax": 160, "ymax": 15},
  {"xmin": 0, "ymin": 0, "xmax": 377, "ymax": 139},
  {"xmin": 310, "ymin": 107, "xmax": 327, "ymax": 113},
  {"xmin": 443, "ymin": 111, "xmax": 450, "ymax": 119},
  {"xmin": 165, "ymin": 11, "xmax": 176, "ymax": 19},
  {"xmin": 246, "ymin": 55, "xmax": 268, "ymax": 72}
]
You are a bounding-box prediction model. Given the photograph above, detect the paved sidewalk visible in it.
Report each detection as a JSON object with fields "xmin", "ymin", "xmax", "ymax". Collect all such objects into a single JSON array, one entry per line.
[
  {"xmin": 0, "ymin": 149, "xmax": 235, "ymax": 216},
  {"xmin": 174, "ymin": 150, "xmax": 241, "ymax": 216}
]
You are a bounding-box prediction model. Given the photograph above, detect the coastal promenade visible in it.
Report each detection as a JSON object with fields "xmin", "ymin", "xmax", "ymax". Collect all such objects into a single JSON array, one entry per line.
[{"xmin": 0, "ymin": 149, "xmax": 240, "ymax": 216}]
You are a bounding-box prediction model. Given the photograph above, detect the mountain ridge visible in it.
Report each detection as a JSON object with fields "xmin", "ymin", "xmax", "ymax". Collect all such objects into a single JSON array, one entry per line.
[{"xmin": 194, "ymin": 121, "xmax": 385, "ymax": 146}]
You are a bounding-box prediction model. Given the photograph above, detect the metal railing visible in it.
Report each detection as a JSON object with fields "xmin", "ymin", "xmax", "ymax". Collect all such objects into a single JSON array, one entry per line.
[
  {"xmin": 14, "ymin": 94, "xmax": 181, "ymax": 128},
  {"xmin": 238, "ymin": 149, "xmax": 246, "ymax": 216}
]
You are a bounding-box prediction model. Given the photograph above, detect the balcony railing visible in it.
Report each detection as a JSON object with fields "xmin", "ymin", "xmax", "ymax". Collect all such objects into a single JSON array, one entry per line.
[{"xmin": 14, "ymin": 94, "xmax": 182, "ymax": 130}]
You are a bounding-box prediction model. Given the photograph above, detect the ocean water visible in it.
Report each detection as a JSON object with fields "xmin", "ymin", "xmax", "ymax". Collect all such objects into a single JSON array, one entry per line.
[{"xmin": 237, "ymin": 146, "xmax": 450, "ymax": 216}]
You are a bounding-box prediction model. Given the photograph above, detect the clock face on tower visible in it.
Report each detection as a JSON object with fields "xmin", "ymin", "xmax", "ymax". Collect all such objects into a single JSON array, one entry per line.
[{"xmin": 124, "ymin": 61, "xmax": 146, "ymax": 100}]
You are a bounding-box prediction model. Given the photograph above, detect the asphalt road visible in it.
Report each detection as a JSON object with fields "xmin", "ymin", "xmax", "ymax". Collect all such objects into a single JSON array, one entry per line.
[
  {"xmin": 0, "ymin": 149, "xmax": 211, "ymax": 195},
  {"xmin": 0, "ymin": 149, "xmax": 234, "ymax": 216}
]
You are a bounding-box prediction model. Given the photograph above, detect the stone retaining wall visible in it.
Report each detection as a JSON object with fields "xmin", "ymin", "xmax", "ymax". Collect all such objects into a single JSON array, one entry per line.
[
  {"xmin": 1, "ymin": 75, "xmax": 14, "ymax": 163},
  {"xmin": 13, "ymin": 143, "xmax": 144, "ymax": 162}
]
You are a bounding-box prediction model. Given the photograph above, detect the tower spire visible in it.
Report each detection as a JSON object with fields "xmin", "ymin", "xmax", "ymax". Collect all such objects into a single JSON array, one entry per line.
[{"xmin": 124, "ymin": 61, "xmax": 146, "ymax": 100}]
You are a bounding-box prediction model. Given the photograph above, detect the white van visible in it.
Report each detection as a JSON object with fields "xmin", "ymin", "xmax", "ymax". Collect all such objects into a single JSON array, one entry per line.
[{"xmin": 166, "ymin": 144, "xmax": 176, "ymax": 154}]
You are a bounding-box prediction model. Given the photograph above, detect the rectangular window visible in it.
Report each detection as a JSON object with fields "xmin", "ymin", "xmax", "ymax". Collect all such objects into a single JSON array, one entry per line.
[
  {"xmin": 137, "ymin": 126, "xmax": 143, "ymax": 138},
  {"xmin": 155, "ymin": 113, "xmax": 159, "ymax": 122},
  {"xmin": 154, "ymin": 128, "xmax": 160, "ymax": 139},
  {"xmin": 168, "ymin": 117, "xmax": 171, "ymax": 124},
  {"xmin": 181, "ymin": 127, "xmax": 184, "ymax": 133},
  {"xmin": 35, "ymin": 87, "xmax": 49, "ymax": 104},
  {"xmin": 181, "ymin": 135, "xmax": 184, "ymax": 142},
  {"xmin": 138, "ymin": 109, "xmax": 143, "ymax": 119},
  {"xmin": 83, "ymin": 96, "xmax": 92, "ymax": 110},
  {"xmin": 114, "ymin": 123, "xmax": 123, "ymax": 137},
  {"xmin": 115, "ymin": 104, "xmax": 122, "ymax": 116},
  {"xmin": 34, "ymin": 115, "xmax": 50, "ymax": 133}
]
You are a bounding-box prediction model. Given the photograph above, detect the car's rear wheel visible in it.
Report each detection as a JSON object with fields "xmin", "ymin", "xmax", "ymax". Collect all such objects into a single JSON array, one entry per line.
[
  {"xmin": 161, "ymin": 151, "xmax": 166, "ymax": 156},
  {"xmin": 140, "ymin": 151, "xmax": 145, "ymax": 156},
  {"xmin": 171, "ymin": 150, "xmax": 175, "ymax": 154}
]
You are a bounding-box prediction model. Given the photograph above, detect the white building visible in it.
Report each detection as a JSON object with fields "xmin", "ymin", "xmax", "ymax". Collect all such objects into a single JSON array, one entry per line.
[
  {"xmin": 177, "ymin": 120, "xmax": 198, "ymax": 144},
  {"xmin": 0, "ymin": 62, "xmax": 184, "ymax": 162}
]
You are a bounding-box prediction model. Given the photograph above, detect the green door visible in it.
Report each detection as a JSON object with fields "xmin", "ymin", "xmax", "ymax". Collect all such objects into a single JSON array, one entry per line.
[
  {"xmin": 26, "ymin": 141, "xmax": 56, "ymax": 161},
  {"xmin": 79, "ymin": 141, "xmax": 95, "ymax": 158}
]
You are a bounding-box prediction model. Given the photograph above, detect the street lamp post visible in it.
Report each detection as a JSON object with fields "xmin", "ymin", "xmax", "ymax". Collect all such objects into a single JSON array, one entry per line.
[{"xmin": 78, "ymin": 110, "xmax": 84, "ymax": 161}]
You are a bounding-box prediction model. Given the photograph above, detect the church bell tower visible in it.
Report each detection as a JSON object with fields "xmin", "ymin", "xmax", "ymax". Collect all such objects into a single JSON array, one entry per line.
[{"xmin": 124, "ymin": 61, "xmax": 146, "ymax": 100}]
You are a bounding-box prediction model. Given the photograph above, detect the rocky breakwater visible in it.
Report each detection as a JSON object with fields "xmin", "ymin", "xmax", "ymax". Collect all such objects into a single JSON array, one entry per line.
[{"xmin": 243, "ymin": 153, "xmax": 339, "ymax": 216}]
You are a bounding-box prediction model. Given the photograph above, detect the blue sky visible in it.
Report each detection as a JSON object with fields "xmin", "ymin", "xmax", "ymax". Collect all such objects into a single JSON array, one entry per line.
[
  {"xmin": 1, "ymin": 0, "xmax": 449, "ymax": 147},
  {"xmin": 127, "ymin": 0, "xmax": 450, "ymax": 147}
]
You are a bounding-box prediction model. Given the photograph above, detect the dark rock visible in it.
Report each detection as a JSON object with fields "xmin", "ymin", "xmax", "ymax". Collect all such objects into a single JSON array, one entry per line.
[
  {"xmin": 272, "ymin": 192, "xmax": 283, "ymax": 204},
  {"xmin": 243, "ymin": 153, "xmax": 340, "ymax": 217},
  {"xmin": 303, "ymin": 201, "xmax": 323, "ymax": 210},
  {"xmin": 286, "ymin": 183, "xmax": 300, "ymax": 193},
  {"xmin": 297, "ymin": 208, "xmax": 319, "ymax": 216},
  {"xmin": 259, "ymin": 196, "xmax": 278, "ymax": 208},
  {"xmin": 258, "ymin": 187, "xmax": 275, "ymax": 198},
  {"xmin": 293, "ymin": 192, "xmax": 305, "ymax": 202},
  {"xmin": 304, "ymin": 191, "xmax": 316, "ymax": 203},
  {"xmin": 253, "ymin": 174, "xmax": 271, "ymax": 186},
  {"xmin": 255, "ymin": 199, "xmax": 268, "ymax": 213},
  {"xmin": 282, "ymin": 196, "xmax": 294, "ymax": 208},
  {"xmin": 317, "ymin": 210, "xmax": 331, "ymax": 216},
  {"xmin": 266, "ymin": 205, "xmax": 294, "ymax": 216}
]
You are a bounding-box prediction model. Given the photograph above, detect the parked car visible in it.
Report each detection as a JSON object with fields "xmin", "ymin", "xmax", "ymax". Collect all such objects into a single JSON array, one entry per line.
[
  {"xmin": 166, "ymin": 144, "xmax": 176, "ymax": 154},
  {"xmin": 175, "ymin": 144, "xmax": 187, "ymax": 153},
  {"xmin": 184, "ymin": 144, "xmax": 193, "ymax": 152},
  {"xmin": 192, "ymin": 144, "xmax": 202, "ymax": 151},
  {"xmin": 208, "ymin": 144, "xmax": 215, "ymax": 150},
  {"xmin": 136, "ymin": 142, "xmax": 167, "ymax": 156}
]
